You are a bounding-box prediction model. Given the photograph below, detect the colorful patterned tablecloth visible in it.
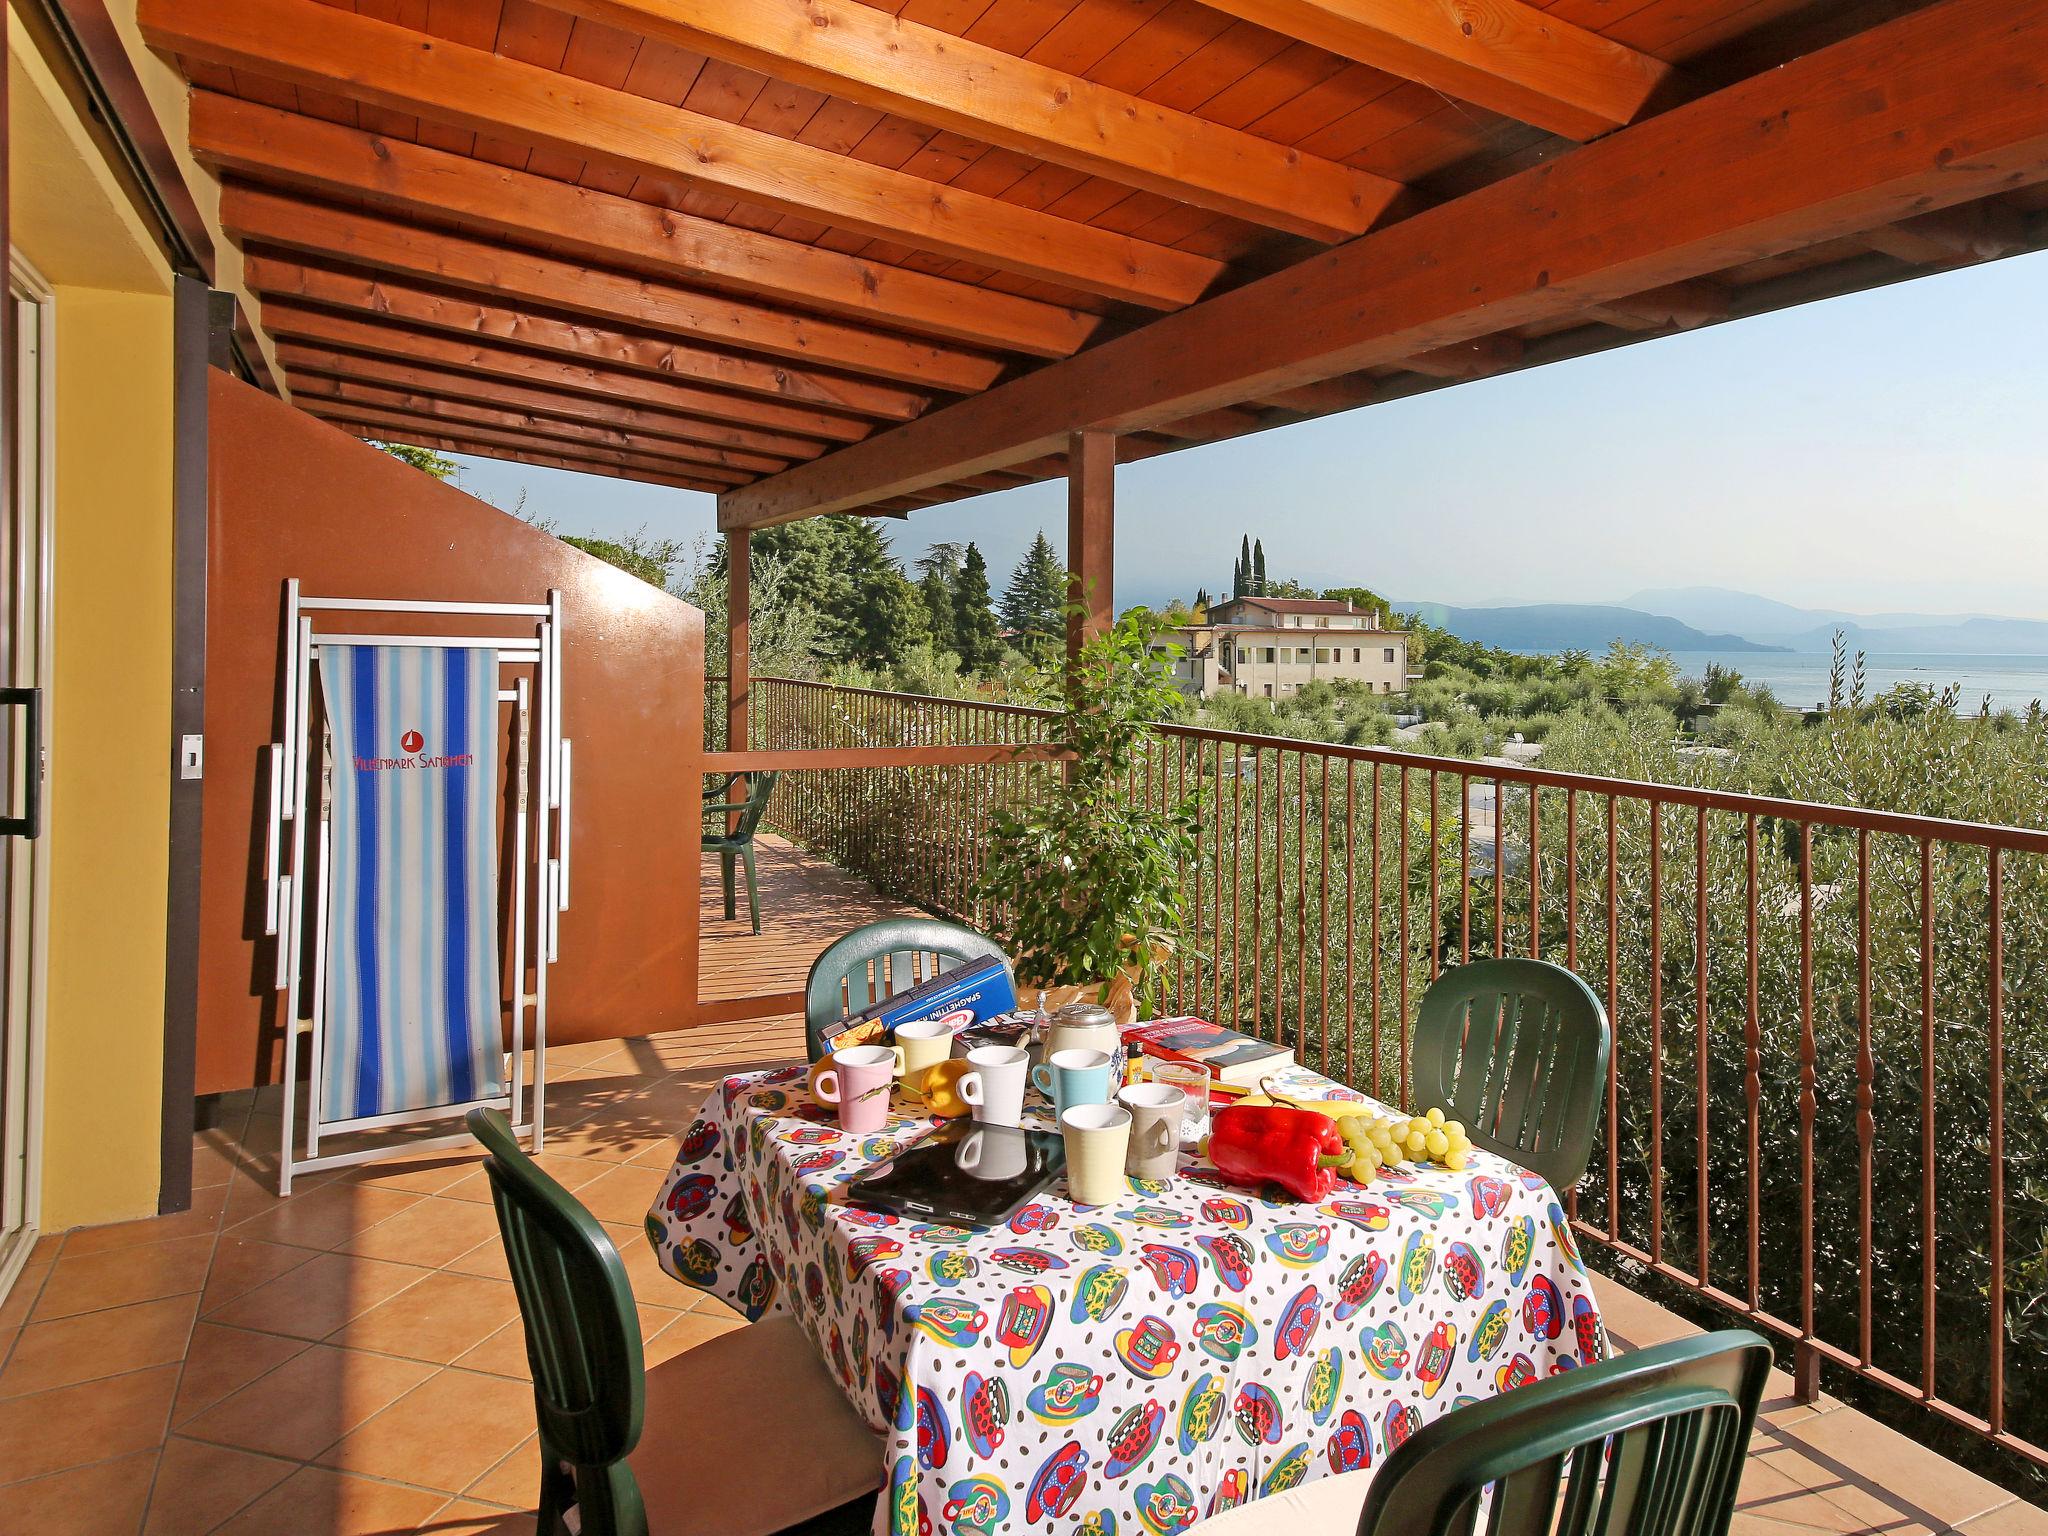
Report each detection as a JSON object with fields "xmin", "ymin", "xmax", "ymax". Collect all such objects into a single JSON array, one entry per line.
[{"xmin": 645, "ymin": 1062, "xmax": 1605, "ymax": 1536}]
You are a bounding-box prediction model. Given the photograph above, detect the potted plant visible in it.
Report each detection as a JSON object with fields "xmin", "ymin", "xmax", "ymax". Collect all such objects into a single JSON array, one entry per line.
[{"xmin": 977, "ymin": 605, "xmax": 1199, "ymax": 1022}]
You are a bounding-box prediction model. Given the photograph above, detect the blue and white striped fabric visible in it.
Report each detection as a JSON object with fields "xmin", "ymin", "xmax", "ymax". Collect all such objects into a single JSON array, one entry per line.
[{"xmin": 319, "ymin": 645, "xmax": 505, "ymax": 1124}]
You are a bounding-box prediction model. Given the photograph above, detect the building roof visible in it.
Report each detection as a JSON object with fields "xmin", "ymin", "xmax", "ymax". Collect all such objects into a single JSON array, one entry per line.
[{"xmin": 1215, "ymin": 598, "xmax": 1370, "ymax": 617}]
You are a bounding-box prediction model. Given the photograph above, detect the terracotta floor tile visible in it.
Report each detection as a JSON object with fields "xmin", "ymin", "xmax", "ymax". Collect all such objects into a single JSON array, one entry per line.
[
  {"xmin": 180, "ymin": 1343, "xmax": 435, "ymax": 1462},
  {"xmin": 456, "ymin": 1302, "xmax": 677, "ymax": 1381},
  {"xmin": 338, "ymin": 1153, "xmax": 480, "ymax": 1197},
  {"xmin": 212, "ymin": 1466, "xmax": 448, "ymax": 1536},
  {"xmin": 1780, "ymin": 1406, "xmax": 2014, "ymax": 1526},
  {"xmin": 0, "ymin": 1294, "xmax": 198, "ymax": 1397},
  {"xmin": 1957, "ymin": 1501, "xmax": 2048, "ymax": 1536},
  {"xmin": 0, "ymin": 1446, "xmax": 156, "ymax": 1536},
  {"xmin": 207, "ymin": 1251, "xmax": 430, "ymax": 1340},
  {"xmin": 26, "ymin": 1234, "xmax": 63, "ymax": 1263},
  {"xmin": 0, "ymin": 1364, "xmax": 179, "ymax": 1485},
  {"xmin": 198, "ymin": 1237, "xmax": 318, "ymax": 1315},
  {"xmin": 61, "ymin": 1186, "xmax": 231, "ymax": 1260},
  {"xmin": 141, "ymin": 1436, "xmax": 296, "ymax": 1536},
  {"xmin": 444, "ymin": 1237, "xmax": 512, "ymax": 1282},
  {"xmin": 602, "ymin": 1220, "xmax": 695, "ymax": 1311},
  {"xmin": 323, "ymin": 1270, "xmax": 519, "ymax": 1364},
  {"xmin": 642, "ymin": 1307, "xmax": 744, "ymax": 1368},
  {"xmin": 190, "ymin": 1136, "xmax": 246, "ymax": 1192},
  {"xmin": 0, "ymin": 1262, "xmax": 47, "ymax": 1332},
  {"xmin": 171, "ymin": 1324, "xmax": 312, "ymax": 1425},
  {"xmin": 436, "ymin": 1152, "xmax": 613, "ymax": 1206},
  {"xmin": 419, "ymin": 1498, "xmax": 536, "ymax": 1536},
  {"xmin": 335, "ymin": 1196, "xmax": 503, "ymax": 1268},
  {"xmin": 573, "ymin": 1164, "xmax": 665, "ymax": 1227},
  {"xmin": 462, "ymin": 1435, "xmax": 539, "ymax": 1510},
  {"xmin": 225, "ymin": 1182, "xmax": 423, "ymax": 1252},
  {"xmin": 31, "ymin": 1236, "xmax": 214, "ymax": 1322},
  {"xmin": 315, "ymin": 1367, "xmax": 535, "ymax": 1493}
]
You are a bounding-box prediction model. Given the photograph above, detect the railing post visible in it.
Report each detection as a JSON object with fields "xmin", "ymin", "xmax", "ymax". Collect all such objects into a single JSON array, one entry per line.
[
  {"xmin": 727, "ymin": 527, "xmax": 750, "ymax": 833},
  {"xmin": 1794, "ymin": 1339, "xmax": 1822, "ymax": 1404},
  {"xmin": 1065, "ymin": 428, "xmax": 1114, "ymax": 667}
]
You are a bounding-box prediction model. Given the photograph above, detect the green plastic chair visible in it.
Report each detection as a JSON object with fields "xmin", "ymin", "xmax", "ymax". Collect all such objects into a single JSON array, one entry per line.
[
  {"xmin": 1205, "ymin": 1330, "xmax": 1772, "ymax": 1536},
  {"xmin": 1411, "ymin": 957, "xmax": 1611, "ymax": 1191},
  {"xmin": 804, "ymin": 917, "xmax": 1012, "ymax": 1061},
  {"xmin": 703, "ymin": 770, "xmax": 779, "ymax": 934},
  {"xmin": 466, "ymin": 1108, "xmax": 882, "ymax": 1536}
]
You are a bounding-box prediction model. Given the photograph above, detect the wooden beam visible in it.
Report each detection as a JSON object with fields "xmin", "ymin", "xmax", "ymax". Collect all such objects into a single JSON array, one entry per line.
[
  {"xmin": 306, "ymin": 405, "xmax": 743, "ymax": 489},
  {"xmin": 1401, "ymin": 335, "xmax": 1525, "ymax": 380},
  {"xmin": 1858, "ymin": 200, "xmax": 2030, "ymax": 264},
  {"xmin": 277, "ymin": 344, "xmax": 824, "ymax": 463},
  {"xmin": 241, "ymin": 249, "xmax": 928, "ymax": 421},
  {"xmin": 313, "ymin": 417, "xmax": 728, "ymax": 493},
  {"xmin": 727, "ymin": 530, "xmax": 750, "ymax": 782},
  {"xmin": 285, "ymin": 374, "xmax": 792, "ymax": 475},
  {"xmin": 1583, "ymin": 280, "xmax": 1730, "ymax": 331},
  {"xmin": 258, "ymin": 302, "xmax": 874, "ymax": 443},
  {"xmin": 140, "ymin": 0, "xmax": 1223, "ymax": 309},
  {"xmin": 1195, "ymin": 0, "xmax": 1675, "ymax": 141},
  {"xmin": 550, "ymin": 0, "xmax": 1396, "ymax": 243},
  {"xmin": 720, "ymin": 0, "xmax": 2048, "ymax": 527},
  {"xmin": 188, "ymin": 92, "xmax": 1096, "ymax": 360},
  {"xmin": 224, "ymin": 187, "xmax": 987, "ymax": 398},
  {"xmin": 1258, "ymin": 375, "xmax": 1381, "ymax": 414},
  {"xmin": 309, "ymin": 400, "xmax": 754, "ymax": 485},
  {"xmin": 1066, "ymin": 430, "xmax": 1115, "ymax": 666}
]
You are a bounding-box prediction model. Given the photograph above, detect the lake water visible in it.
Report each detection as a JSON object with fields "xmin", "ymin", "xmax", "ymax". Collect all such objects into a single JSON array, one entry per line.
[{"xmin": 1661, "ymin": 651, "xmax": 2048, "ymax": 714}]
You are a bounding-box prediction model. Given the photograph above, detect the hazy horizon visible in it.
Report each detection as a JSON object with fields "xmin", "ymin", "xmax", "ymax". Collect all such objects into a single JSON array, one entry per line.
[{"xmin": 442, "ymin": 245, "xmax": 2048, "ymax": 623}]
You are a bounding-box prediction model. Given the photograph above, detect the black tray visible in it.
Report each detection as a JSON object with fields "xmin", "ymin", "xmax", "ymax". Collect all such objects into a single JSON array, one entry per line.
[{"xmin": 845, "ymin": 1119, "xmax": 1066, "ymax": 1227}]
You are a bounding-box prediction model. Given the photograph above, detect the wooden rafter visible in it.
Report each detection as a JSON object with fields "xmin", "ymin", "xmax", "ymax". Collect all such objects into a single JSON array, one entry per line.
[
  {"xmin": 240, "ymin": 250, "xmax": 931, "ymax": 421},
  {"xmin": 315, "ymin": 416, "xmax": 729, "ymax": 493},
  {"xmin": 287, "ymin": 374, "xmax": 793, "ymax": 475},
  {"xmin": 258, "ymin": 303, "xmax": 874, "ymax": 443},
  {"xmin": 223, "ymin": 186, "xmax": 994, "ymax": 396},
  {"xmin": 187, "ymin": 93, "xmax": 1095, "ymax": 360},
  {"xmin": 307, "ymin": 403, "xmax": 749, "ymax": 487},
  {"xmin": 277, "ymin": 344, "xmax": 826, "ymax": 464},
  {"xmin": 548, "ymin": 0, "xmax": 1398, "ymax": 243},
  {"xmin": 139, "ymin": 0, "xmax": 1224, "ymax": 308},
  {"xmin": 1195, "ymin": 0, "xmax": 1676, "ymax": 141},
  {"xmin": 718, "ymin": 0, "xmax": 2048, "ymax": 527},
  {"xmin": 1584, "ymin": 281, "xmax": 1730, "ymax": 332},
  {"xmin": 1858, "ymin": 202, "xmax": 2030, "ymax": 264},
  {"xmin": 1403, "ymin": 335, "xmax": 1524, "ymax": 380}
]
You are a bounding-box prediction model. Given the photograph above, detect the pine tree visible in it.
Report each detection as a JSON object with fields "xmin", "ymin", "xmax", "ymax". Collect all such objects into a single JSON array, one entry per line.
[
  {"xmin": 1252, "ymin": 539, "xmax": 1267, "ymax": 596},
  {"xmin": 915, "ymin": 543, "xmax": 964, "ymax": 658},
  {"xmin": 1001, "ymin": 530, "xmax": 1066, "ymax": 648},
  {"xmin": 1234, "ymin": 536, "xmax": 1251, "ymax": 599},
  {"xmin": 953, "ymin": 544, "xmax": 1002, "ymax": 672},
  {"xmin": 837, "ymin": 519, "xmax": 929, "ymax": 666}
]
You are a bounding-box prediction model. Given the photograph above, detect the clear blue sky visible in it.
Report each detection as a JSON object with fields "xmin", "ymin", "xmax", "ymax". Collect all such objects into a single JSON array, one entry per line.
[{"xmin": 445, "ymin": 247, "xmax": 2048, "ymax": 622}]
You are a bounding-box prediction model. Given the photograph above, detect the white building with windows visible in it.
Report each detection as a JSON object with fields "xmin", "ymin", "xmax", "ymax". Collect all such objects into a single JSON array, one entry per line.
[{"xmin": 1158, "ymin": 596, "xmax": 1410, "ymax": 700}]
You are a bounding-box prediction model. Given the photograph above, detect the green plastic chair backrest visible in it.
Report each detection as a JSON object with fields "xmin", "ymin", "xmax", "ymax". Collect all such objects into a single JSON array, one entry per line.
[
  {"xmin": 1411, "ymin": 958, "xmax": 1611, "ymax": 1191},
  {"xmin": 468, "ymin": 1108, "xmax": 649, "ymax": 1536},
  {"xmin": 1356, "ymin": 1330, "xmax": 1772, "ymax": 1536},
  {"xmin": 804, "ymin": 917, "xmax": 1012, "ymax": 1061},
  {"xmin": 708, "ymin": 770, "xmax": 779, "ymax": 842}
]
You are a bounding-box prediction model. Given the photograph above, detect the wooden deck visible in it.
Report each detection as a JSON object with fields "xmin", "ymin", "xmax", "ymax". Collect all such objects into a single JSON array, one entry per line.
[{"xmin": 697, "ymin": 832, "xmax": 922, "ymax": 1008}]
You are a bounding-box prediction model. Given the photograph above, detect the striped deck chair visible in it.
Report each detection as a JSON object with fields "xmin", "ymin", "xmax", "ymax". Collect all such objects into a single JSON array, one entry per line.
[{"xmin": 319, "ymin": 644, "xmax": 506, "ymax": 1125}]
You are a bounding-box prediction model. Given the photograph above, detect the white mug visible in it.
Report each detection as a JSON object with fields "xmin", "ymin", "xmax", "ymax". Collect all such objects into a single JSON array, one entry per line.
[
  {"xmin": 1118, "ymin": 1083, "xmax": 1187, "ymax": 1180},
  {"xmin": 956, "ymin": 1125, "xmax": 1028, "ymax": 1182},
  {"xmin": 960, "ymin": 1045, "xmax": 1029, "ymax": 1128}
]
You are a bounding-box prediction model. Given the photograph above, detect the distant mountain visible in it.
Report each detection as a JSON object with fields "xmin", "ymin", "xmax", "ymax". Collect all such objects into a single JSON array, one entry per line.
[
  {"xmin": 1394, "ymin": 601, "xmax": 1785, "ymax": 655},
  {"xmin": 1622, "ymin": 586, "xmax": 2048, "ymax": 651}
]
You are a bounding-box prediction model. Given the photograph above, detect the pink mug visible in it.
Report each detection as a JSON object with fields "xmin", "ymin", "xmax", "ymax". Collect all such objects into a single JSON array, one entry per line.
[{"xmin": 812, "ymin": 1044, "xmax": 897, "ymax": 1134}]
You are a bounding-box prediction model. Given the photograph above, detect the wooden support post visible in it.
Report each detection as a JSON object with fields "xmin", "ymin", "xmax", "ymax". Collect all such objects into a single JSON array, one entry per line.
[
  {"xmin": 1065, "ymin": 429, "xmax": 1115, "ymax": 668},
  {"xmin": 726, "ymin": 529, "xmax": 750, "ymax": 832}
]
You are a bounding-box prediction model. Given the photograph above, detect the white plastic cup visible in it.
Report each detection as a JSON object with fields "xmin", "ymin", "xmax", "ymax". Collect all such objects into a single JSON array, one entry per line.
[{"xmin": 1061, "ymin": 1102, "xmax": 1132, "ymax": 1206}]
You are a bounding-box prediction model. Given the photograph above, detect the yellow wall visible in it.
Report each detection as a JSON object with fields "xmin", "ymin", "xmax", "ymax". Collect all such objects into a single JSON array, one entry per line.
[{"xmin": 11, "ymin": 11, "xmax": 177, "ymax": 1227}]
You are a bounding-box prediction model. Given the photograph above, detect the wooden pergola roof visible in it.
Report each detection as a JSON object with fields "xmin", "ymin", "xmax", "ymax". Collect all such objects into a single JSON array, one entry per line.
[{"xmin": 139, "ymin": 0, "xmax": 2048, "ymax": 525}]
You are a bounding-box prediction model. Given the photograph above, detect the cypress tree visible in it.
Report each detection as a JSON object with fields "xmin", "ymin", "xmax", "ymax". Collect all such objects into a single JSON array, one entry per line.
[
  {"xmin": 1234, "ymin": 535, "xmax": 1251, "ymax": 598},
  {"xmin": 1252, "ymin": 539, "xmax": 1267, "ymax": 596},
  {"xmin": 952, "ymin": 544, "xmax": 1002, "ymax": 671}
]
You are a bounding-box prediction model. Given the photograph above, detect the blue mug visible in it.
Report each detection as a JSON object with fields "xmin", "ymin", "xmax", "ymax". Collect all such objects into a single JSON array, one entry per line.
[{"xmin": 1032, "ymin": 1047, "xmax": 1112, "ymax": 1119}]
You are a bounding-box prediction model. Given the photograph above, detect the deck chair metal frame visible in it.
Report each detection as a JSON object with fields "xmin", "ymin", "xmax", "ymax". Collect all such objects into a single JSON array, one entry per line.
[{"xmin": 268, "ymin": 582, "xmax": 571, "ymax": 1193}]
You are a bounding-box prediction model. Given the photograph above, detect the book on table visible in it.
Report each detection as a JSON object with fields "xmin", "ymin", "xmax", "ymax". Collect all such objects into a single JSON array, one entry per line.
[
  {"xmin": 1121, "ymin": 1016, "xmax": 1294, "ymax": 1087},
  {"xmin": 818, "ymin": 955, "xmax": 1017, "ymax": 1054}
]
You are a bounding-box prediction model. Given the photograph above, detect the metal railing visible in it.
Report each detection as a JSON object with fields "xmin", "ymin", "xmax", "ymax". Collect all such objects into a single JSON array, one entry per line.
[{"xmin": 727, "ymin": 675, "xmax": 2048, "ymax": 1472}]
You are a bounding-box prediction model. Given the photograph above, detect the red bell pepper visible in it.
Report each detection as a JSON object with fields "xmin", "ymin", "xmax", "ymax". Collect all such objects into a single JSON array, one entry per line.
[{"xmin": 1208, "ymin": 1104, "xmax": 1348, "ymax": 1202}]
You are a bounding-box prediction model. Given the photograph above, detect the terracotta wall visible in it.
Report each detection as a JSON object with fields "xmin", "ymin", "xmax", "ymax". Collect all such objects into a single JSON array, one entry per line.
[{"xmin": 199, "ymin": 372, "xmax": 704, "ymax": 1095}]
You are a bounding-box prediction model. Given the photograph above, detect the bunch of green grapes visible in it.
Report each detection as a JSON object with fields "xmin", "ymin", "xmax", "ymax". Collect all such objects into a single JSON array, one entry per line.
[{"xmin": 1336, "ymin": 1106, "xmax": 1473, "ymax": 1180}]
